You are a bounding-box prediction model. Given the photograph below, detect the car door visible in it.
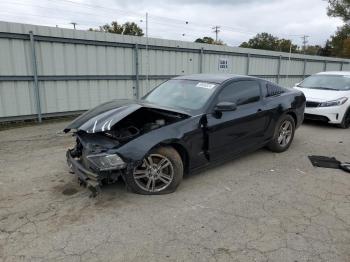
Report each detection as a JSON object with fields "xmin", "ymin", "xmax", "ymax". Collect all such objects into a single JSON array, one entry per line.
[{"xmin": 206, "ymin": 80, "xmax": 269, "ymax": 161}]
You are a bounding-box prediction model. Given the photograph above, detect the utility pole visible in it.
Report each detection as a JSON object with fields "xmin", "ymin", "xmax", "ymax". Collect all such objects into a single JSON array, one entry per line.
[
  {"xmin": 301, "ymin": 35, "xmax": 309, "ymax": 54},
  {"xmin": 140, "ymin": 14, "xmax": 149, "ymax": 89},
  {"xmin": 286, "ymin": 42, "xmax": 292, "ymax": 80},
  {"xmin": 212, "ymin": 25, "xmax": 221, "ymax": 42},
  {"xmin": 70, "ymin": 22, "xmax": 77, "ymax": 30},
  {"xmin": 146, "ymin": 12, "xmax": 149, "ymax": 90}
]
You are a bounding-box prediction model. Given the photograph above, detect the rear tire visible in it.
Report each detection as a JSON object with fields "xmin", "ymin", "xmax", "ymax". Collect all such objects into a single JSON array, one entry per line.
[
  {"xmin": 339, "ymin": 108, "xmax": 350, "ymax": 129},
  {"xmin": 267, "ymin": 114, "xmax": 295, "ymax": 153},
  {"xmin": 124, "ymin": 146, "xmax": 183, "ymax": 195}
]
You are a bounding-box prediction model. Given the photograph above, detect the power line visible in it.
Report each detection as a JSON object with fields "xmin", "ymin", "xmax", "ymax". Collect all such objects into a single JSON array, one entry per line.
[
  {"xmin": 2, "ymin": 0, "xmax": 292, "ymax": 37},
  {"xmin": 44, "ymin": 0, "xmax": 306, "ymax": 39},
  {"xmin": 1, "ymin": 0, "xmax": 310, "ymax": 45}
]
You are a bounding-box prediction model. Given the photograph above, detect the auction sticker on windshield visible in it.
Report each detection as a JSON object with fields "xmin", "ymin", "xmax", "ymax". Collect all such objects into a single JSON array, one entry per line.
[{"xmin": 196, "ymin": 82, "xmax": 216, "ymax": 89}]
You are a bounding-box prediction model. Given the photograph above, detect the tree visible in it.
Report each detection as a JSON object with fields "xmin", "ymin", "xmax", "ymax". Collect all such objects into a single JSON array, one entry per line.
[
  {"xmin": 303, "ymin": 45, "xmax": 322, "ymax": 55},
  {"xmin": 327, "ymin": 0, "xmax": 350, "ymax": 22},
  {"xmin": 277, "ymin": 38, "xmax": 298, "ymax": 53},
  {"xmin": 121, "ymin": 22, "xmax": 144, "ymax": 36},
  {"xmin": 329, "ymin": 24, "xmax": 350, "ymax": 57},
  {"xmin": 90, "ymin": 21, "xmax": 144, "ymax": 36},
  {"xmin": 240, "ymin": 33, "xmax": 278, "ymax": 51},
  {"xmin": 325, "ymin": 0, "xmax": 350, "ymax": 57},
  {"xmin": 194, "ymin": 36, "xmax": 225, "ymax": 45},
  {"xmin": 341, "ymin": 38, "xmax": 350, "ymax": 56},
  {"xmin": 239, "ymin": 33, "xmax": 297, "ymax": 53},
  {"xmin": 195, "ymin": 36, "xmax": 214, "ymax": 44},
  {"xmin": 318, "ymin": 41, "xmax": 333, "ymax": 56}
]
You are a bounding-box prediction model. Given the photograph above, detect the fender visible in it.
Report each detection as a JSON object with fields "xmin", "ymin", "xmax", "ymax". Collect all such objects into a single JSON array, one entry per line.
[{"xmin": 115, "ymin": 115, "xmax": 202, "ymax": 166}]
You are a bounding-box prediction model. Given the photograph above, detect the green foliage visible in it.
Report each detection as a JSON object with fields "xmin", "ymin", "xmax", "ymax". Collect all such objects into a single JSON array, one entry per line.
[
  {"xmin": 240, "ymin": 33, "xmax": 278, "ymax": 50},
  {"xmin": 195, "ymin": 36, "xmax": 215, "ymax": 44},
  {"xmin": 122, "ymin": 22, "xmax": 144, "ymax": 36},
  {"xmin": 278, "ymin": 38, "xmax": 298, "ymax": 53},
  {"xmin": 303, "ymin": 45, "xmax": 322, "ymax": 55},
  {"xmin": 239, "ymin": 33, "xmax": 298, "ymax": 53},
  {"xmin": 194, "ymin": 36, "xmax": 225, "ymax": 45},
  {"xmin": 327, "ymin": 0, "xmax": 350, "ymax": 22},
  {"xmin": 325, "ymin": 1, "xmax": 350, "ymax": 57},
  {"xmin": 90, "ymin": 21, "xmax": 144, "ymax": 36},
  {"xmin": 318, "ymin": 41, "xmax": 333, "ymax": 57},
  {"xmin": 330, "ymin": 25, "xmax": 350, "ymax": 57}
]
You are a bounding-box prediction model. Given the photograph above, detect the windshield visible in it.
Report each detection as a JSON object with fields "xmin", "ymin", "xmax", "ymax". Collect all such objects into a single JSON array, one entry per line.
[
  {"xmin": 298, "ymin": 75, "xmax": 350, "ymax": 91},
  {"xmin": 142, "ymin": 79, "xmax": 218, "ymax": 111}
]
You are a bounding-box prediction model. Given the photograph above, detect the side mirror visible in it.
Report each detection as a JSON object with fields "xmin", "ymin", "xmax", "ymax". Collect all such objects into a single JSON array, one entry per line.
[{"xmin": 214, "ymin": 101, "xmax": 237, "ymax": 112}]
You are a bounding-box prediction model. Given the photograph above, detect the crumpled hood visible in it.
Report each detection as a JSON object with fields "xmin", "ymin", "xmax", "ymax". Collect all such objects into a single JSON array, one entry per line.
[
  {"xmin": 294, "ymin": 87, "xmax": 350, "ymax": 102},
  {"xmin": 64, "ymin": 99, "xmax": 190, "ymax": 133}
]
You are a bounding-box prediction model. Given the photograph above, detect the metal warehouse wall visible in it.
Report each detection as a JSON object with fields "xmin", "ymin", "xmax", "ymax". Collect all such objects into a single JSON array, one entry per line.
[{"xmin": 1, "ymin": 21, "xmax": 350, "ymax": 122}]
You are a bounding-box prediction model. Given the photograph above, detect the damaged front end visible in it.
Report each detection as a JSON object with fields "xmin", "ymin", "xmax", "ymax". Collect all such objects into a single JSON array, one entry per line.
[
  {"xmin": 65, "ymin": 101, "xmax": 189, "ymax": 196},
  {"xmin": 66, "ymin": 132, "xmax": 126, "ymax": 197}
]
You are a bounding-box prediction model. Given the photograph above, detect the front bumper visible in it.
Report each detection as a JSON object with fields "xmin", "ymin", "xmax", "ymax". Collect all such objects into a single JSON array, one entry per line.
[
  {"xmin": 66, "ymin": 150, "xmax": 101, "ymax": 196},
  {"xmin": 304, "ymin": 104, "xmax": 347, "ymax": 124}
]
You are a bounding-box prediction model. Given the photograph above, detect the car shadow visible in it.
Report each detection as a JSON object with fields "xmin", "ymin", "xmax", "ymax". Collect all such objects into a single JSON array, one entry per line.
[
  {"xmin": 73, "ymin": 148, "xmax": 266, "ymax": 200},
  {"xmin": 183, "ymin": 147, "xmax": 269, "ymax": 180}
]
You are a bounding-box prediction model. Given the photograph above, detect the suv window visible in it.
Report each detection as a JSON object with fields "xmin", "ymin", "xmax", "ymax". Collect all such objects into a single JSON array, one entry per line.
[{"xmin": 218, "ymin": 80, "xmax": 261, "ymax": 106}]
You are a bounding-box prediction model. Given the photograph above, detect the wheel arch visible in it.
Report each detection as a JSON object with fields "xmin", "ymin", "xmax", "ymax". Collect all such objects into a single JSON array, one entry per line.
[
  {"xmin": 286, "ymin": 110, "xmax": 298, "ymax": 126},
  {"xmin": 155, "ymin": 141, "xmax": 190, "ymax": 175},
  {"xmin": 340, "ymin": 105, "xmax": 350, "ymax": 128}
]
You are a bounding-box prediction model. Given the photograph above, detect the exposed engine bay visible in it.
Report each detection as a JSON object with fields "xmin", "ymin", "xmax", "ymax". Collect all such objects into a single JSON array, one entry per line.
[
  {"xmin": 72, "ymin": 107, "xmax": 188, "ymax": 157},
  {"xmin": 103, "ymin": 107, "xmax": 186, "ymax": 143}
]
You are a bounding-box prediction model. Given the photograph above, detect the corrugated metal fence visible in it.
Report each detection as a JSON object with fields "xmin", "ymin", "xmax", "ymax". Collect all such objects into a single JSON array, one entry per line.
[{"xmin": 1, "ymin": 21, "xmax": 350, "ymax": 122}]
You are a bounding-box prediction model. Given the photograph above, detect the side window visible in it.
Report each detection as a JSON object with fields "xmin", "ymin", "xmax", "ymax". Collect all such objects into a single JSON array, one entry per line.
[{"xmin": 218, "ymin": 80, "xmax": 261, "ymax": 106}]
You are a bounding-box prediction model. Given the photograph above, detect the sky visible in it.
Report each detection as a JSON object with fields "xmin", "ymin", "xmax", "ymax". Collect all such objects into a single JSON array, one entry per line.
[{"xmin": 0, "ymin": 0, "xmax": 344, "ymax": 47}]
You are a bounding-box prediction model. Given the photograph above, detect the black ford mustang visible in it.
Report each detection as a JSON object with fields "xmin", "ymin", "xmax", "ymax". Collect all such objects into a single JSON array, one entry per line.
[{"xmin": 64, "ymin": 74, "xmax": 305, "ymax": 196}]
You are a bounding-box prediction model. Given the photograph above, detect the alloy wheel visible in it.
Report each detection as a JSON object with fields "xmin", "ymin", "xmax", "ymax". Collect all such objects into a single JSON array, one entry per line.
[
  {"xmin": 133, "ymin": 154, "xmax": 174, "ymax": 193},
  {"xmin": 277, "ymin": 120, "xmax": 293, "ymax": 147}
]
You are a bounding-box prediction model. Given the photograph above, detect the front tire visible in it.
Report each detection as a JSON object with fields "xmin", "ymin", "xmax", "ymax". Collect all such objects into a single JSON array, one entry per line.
[
  {"xmin": 267, "ymin": 114, "xmax": 295, "ymax": 153},
  {"xmin": 339, "ymin": 108, "xmax": 350, "ymax": 129},
  {"xmin": 125, "ymin": 146, "xmax": 183, "ymax": 195}
]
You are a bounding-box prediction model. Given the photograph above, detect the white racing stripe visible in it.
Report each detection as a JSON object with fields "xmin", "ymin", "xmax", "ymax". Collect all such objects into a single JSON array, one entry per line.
[
  {"xmin": 107, "ymin": 119, "xmax": 112, "ymax": 130},
  {"xmin": 92, "ymin": 120, "xmax": 97, "ymax": 133},
  {"xmin": 101, "ymin": 120, "xmax": 108, "ymax": 132}
]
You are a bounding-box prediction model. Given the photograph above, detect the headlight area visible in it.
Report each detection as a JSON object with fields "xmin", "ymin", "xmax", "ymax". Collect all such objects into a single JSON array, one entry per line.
[
  {"xmin": 86, "ymin": 153, "xmax": 127, "ymax": 171},
  {"xmin": 319, "ymin": 97, "xmax": 348, "ymax": 107},
  {"xmin": 66, "ymin": 150, "xmax": 128, "ymax": 197}
]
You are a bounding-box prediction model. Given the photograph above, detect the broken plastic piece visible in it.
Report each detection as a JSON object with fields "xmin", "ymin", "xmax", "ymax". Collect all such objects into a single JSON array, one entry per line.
[
  {"xmin": 308, "ymin": 155, "xmax": 340, "ymax": 169},
  {"xmin": 340, "ymin": 163, "xmax": 350, "ymax": 173},
  {"xmin": 308, "ymin": 155, "xmax": 350, "ymax": 173}
]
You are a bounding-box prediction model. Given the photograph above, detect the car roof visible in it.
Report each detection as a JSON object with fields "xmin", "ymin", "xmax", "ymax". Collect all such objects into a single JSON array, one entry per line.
[
  {"xmin": 173, "ymin": 74, "xmax": 254, "ymax": 84},
  {"xmin": 316, "ymin": 71, "xmax": 350, "ymax": 76}
]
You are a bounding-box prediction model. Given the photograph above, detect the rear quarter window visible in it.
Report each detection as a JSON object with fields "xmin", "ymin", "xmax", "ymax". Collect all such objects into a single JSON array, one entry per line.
[{"xmin": 265, "ymin": 83, "xmax": 285, "ymax": 97}]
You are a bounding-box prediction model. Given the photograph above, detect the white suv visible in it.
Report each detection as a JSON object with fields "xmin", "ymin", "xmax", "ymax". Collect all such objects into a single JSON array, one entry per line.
[{"xmin": 294, "ymin": 71, "xmax": 350, "ymax": 128}]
